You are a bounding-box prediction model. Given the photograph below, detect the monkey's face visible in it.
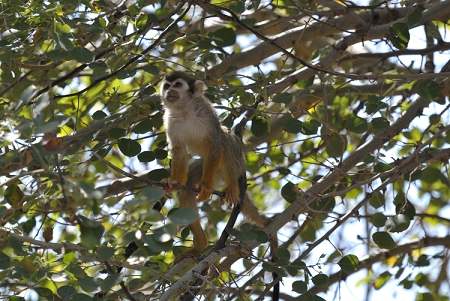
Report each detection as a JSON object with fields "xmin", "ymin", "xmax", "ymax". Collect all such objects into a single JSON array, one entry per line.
[{"xmin": 160, "ymin": 78, "xmax": 192, "ymax": 105}]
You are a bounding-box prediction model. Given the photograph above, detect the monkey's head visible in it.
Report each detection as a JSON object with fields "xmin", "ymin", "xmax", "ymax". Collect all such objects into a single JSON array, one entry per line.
[{"xmin": 160, "ymin": 71, "xmax": 205, "ymax": 109}]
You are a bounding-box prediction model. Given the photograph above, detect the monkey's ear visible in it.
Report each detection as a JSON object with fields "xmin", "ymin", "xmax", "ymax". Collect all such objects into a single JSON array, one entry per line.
[{"xmin": 194, "ymin": 80, "xmax": 205, "ymax": 92}]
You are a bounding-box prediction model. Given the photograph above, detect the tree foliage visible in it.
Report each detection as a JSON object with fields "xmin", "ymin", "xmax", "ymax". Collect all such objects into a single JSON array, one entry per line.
[{"xmin": 1, "ymin": 0, "xmax": 450, "ymax": 300}]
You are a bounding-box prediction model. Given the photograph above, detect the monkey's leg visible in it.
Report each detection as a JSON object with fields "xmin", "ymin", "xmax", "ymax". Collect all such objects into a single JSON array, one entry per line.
[
  {"xmin": 169, "ymin": 145, "xmax": 189, "ymax": 186},
  {"xmin": 196, "ymin": 141, "xmax": 222, "ymax": 201},
  {"xmin": 173, "ymin": 160, "xmax": 208, "ymax": 264},
  {"xmin": 220, "ymin": 151, "xmax": 241, "ymax": 206}
]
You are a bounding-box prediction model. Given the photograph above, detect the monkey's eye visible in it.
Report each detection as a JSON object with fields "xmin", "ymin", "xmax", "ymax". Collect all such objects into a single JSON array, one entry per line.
[
  {"xmin": 174, "ymin": 82, "xmax": 182, "ymax": 88},
  {"xmin": 163, "ymin": 84, "xmax": 170, "ymax": 90}
]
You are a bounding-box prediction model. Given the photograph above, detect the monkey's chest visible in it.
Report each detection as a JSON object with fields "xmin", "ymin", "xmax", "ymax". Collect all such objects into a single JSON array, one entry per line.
[{"xmin": 168, "ymin": 116, "xmax": 210, "ymax": 150}]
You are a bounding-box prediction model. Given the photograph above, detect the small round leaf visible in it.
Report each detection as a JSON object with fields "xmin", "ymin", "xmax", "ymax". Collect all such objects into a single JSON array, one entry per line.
[
  {"xmin": 372, "ymin": 231, "xmax": 396, "ymax": 249},
  {"xmin": 117, "ymin": 138, "xmax": 141, "ymax": 157}
]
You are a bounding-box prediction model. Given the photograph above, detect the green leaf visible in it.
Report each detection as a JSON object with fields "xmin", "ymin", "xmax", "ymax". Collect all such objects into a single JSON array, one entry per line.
[
  {"xmin": 78, "ymin": 216, "xmax": 105, "ymax": 248},
  {"xmin": 153, "ymin": 224, "xmax": 177, "ymax": 242},
  {"xmin": 5, "ymin": 184, "xmax": 24, "ymax": 206},
  {"xmin": 371, "ymin": 117, "xmax": 390, "ymax": 130},
  {"xmin": 68, "ymin": 46, "xmax": 95, "ymax": 63},
  {"xmin": 374, "ymin": 162, "xmax": 392, "ymax": 181},
  {"xmin": 97, "ymin": 246, "xmax": 116, "ymax": 261},
  {"xmin": 372, "ymin": 231, "xmax": 396, "ymax": 249},
  {"xmin": 8, "ymin": 236, "xmax": 27, "ymax": 255},
  {"xmin": 147, "ymin": 168, "xmax": 171, "ymax": 181},
  {"xmin": 222, "ymin": 65, "xmax": 239, "ymax": 75},
  {"xmin": 139, "ymin": 186, "xmax": 165, "ymax": 204},
  {"xmin": 66, "ymin": 263, "xmax": 87, "ymax": 278},
  {"xmin": 118, "ymin": 138, "xmax": 141, "ymax": 157},
  {"xmin": 77, "ymin": 277, "xmax": 99, "ymax": 292},
  {"xmin": 140, "ymin": 86, "xmax": 156, "ymax": 96},
  {"xmin": 373, "ymin": 272, "xmax": 392, "ymax": 290},
  {"xmin": 55, "ymin": 22, "xmax": 71, "ymax": 33},
  {"xmin": 326, "ymin": 134, "xmax": 346, "ymax": 158},
  {"xmin": 261, "ymin": 261, "xmax": 277, "ymax": 273},
  {"xmin": 141, "ymin": 235, "xmax": 173, "ymax": 253},
  {"xmin": 212, "ymin": 28, "xmax": 236, "ymax": 47},
  {"xmin": 34, "ymin": 287, "xmax": 54, "ymax": 300},
  {"xmin": 168, "ymin": 207, "xmax": 198, "ymax": 225},
  {"xmin": 292, "ymin": 280, "xmax": 307, "ymax": 294},
  {"xmin": 57, "ymin": 285, "xmax": 77, "ymax": 301},
  {"xmin": 0, "ymin": 206, "xmax": 6, "ymax": 219},
  {"xmin": 414, "ymin": 272, "xmax": 427, "ymax": 286},
  {"xmin": 107, "ymin": 128, "xmax": 127, "ymax": 139},
  {"xmin": 55, "ymin": 34, "xmax": 74, "ymax": 51},
  {"xmin": 133, "ymin": 119, "xmax": 153, "ymax": 134},
  {"xmin": 35, "ymin": 121, "xmax": 60, "ymax": 134},
  {"xmin": 345, "ymin": 115, "xmax": 368, "ymax": 133},
  {"xmin": 413, "ymin": 254, "xmax": 430, "ymax": 267},
  {"xmin": 273, "ymin": 93, "xmax": 293, "ymax": 105},
  {"xmin": 92, "ymin": 110, "xmax": 108, "ymax": 120},
  {"xmin": 312, "ymin": 273, "xmax": 329, "ymax": 287},
  {"xmin": 369, "ymin": 192, "xmax": 385, "ymax": 209},
  {"xmin": 249, "ymin": 0, "xmax": 261, "ymax": 10},
  {"xmin": 253, "ymin": 229, "xmax": 269, "ymax": 243},
  {"xmin": 251, "ymin": 117, "xmax": 268, "ymax": 138},
  {"xmin": 0, "ymin": 251, "xmax": 11, "ymax": 269},
  {"xmin": 404, "ymin": 170, "xmax": 422, "ymax": 181},
  {"xmin": 138, "ymin": 151, "xmax": 156, "ymax": 162},
  {"xmin": 281, "ymin": 182, "xmax": 297, "ymax": 203},
  {"xmin": 228, "ymin": 1, "xmax": 245, "ymax": 13},
  {"xmin": 20, "ymin": 85, "xmax": 37, "ymax": 105},
  {"xmin": 301, "ymin": 119, "xmax": 320, "ymax": 135},
  {"xmin": 305, "ymin": 295, "xmax": 326, "ymax": 301},
  {"xmin": 142, "ymin": 65, "xmax": 159, "ymax": 75},
  {"xmin": 99, "ymin": 274, "xmax": 122, "ymax": 292},
  {"xmin": 275, "ymin": 248, "xmax": 290, "ymax": 260},
  {"xmin": 117, "ymin": 69, "xmax": 136, "ymax": 79},
  {"xmin": 394, "ymin": 198, "xmax": 416, "ymax": 220},
  {"xmin": 283, "ymin": 118, "xmax": 303, "ymax": 133},
  {"xmin": 407, "ymin": 9, "xmax": 422, "ymax": 27},
  {"xmin": 389, "ymin": 23, "xmax": 410, "ymax": 49},
  {"xmin": 309, "ymin": 197, "xmax": 335, "ymax": 212},
  {"xmin": 374, "ymin": 271, "xmax": 391, "ymax": 289},
  {"xmin": 417, "ymin": 80, "xmax": 441, "ymax": 100},
  {"xmin": 136, "ymin": 14, "xmax": 148, "ymax": 29},
  {"xmin": 227, "ymin": 228, "xmax": 257, "ymax": 241},
  {"xmin": 417, "ymin": 293, "xmax": 433, "ymax": 301},
  {"xmin": 338, "ymin": 254, "xmax": 359, "ymax": 273},
  {"xmin": 385, "ymin": 214, "xmax": 410, "ymax": 232},
  {"xmin": 154, "ymin": 149, "xmax": 168, "ymax": 160},
  {"xmin": 71, "ymin": 293, "xmax": 92, "ymax": 301}
]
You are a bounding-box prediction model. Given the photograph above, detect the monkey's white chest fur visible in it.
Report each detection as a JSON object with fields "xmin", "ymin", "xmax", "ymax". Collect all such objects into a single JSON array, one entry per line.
[{"xmin": 164, "ymin": 106, "xmax": 211, "ymax": 154}]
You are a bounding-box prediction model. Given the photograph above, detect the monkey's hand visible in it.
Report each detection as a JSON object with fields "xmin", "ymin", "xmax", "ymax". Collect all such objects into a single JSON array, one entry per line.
[
  {"xmin": 163, "ymin": 178, "xmax": 179, "ymax": 194},
  {"xmin": 195, "ymin": 182, "xmax": 214, "ymax": 202},
  {"xmin": 223, "ymin": 186, "xmax": 240, "ymax": 207}
]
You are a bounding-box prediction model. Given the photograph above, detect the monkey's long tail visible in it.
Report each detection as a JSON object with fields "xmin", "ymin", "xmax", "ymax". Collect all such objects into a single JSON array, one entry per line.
[
  {"xmin": 271, "ymin": 240, "xmax": 280, "ymax": 301},
  {"xmin": 240, "ymin": 198, "xmax": 280, "ymax": 301}
]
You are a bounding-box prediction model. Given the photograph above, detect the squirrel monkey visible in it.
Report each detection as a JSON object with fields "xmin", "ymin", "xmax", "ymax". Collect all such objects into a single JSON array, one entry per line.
[{"xmin": 160, "ymin": 71, "xmax": 271, "ymax": 263}]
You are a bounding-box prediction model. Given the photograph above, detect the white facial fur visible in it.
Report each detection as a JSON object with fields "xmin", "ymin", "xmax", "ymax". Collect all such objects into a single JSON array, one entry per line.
[
  {"xmin": 161, "ymin": 76, "xmax": 211, "ymax": 150},
  {"xmin": 160, "ymin": 78, "xmax": 192, "ymax": 106}
]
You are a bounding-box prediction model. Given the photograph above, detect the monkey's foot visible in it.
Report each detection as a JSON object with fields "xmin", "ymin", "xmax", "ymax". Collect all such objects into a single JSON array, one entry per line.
[
  {"xmin": 195, "ymin": 181, "xmax": 214, "ymax": 202},
  {"xmin": 224, "ymin": 186, "xmax": 240, "ymax": 207},
  {"xmin": 173, "ymin": 249, "xmax": 201, "ymax": 265}
]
